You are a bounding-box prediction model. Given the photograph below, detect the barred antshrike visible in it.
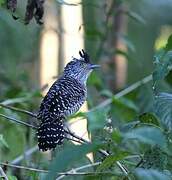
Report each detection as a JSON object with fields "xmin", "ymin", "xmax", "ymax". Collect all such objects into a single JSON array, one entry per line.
[{"xmin": 37, "ymin": 50, "xmax": 100, "ymax": 151}]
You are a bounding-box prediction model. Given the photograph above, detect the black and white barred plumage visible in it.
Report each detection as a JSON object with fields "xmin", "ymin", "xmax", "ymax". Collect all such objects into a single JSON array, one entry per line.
[{"xmin": 37, "ymin": 50, "xmax": 100, "ymax": 151}]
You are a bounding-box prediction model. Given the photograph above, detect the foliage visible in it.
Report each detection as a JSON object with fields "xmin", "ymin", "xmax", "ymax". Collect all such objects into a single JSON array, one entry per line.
[{"xmin": 1, "ymin": 1, "xmax": 172, "ymax": 180}]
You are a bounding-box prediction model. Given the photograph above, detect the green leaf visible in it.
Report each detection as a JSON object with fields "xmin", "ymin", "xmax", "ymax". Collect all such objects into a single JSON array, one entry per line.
[
  {"xmin": 110, "ymin": 97, "xmax": 138, "ymax": 123},
  {"xmin": 46, "ymin": 143, "xmax": 100, "ymax": 179},
  {"xmin": 8, "ymin": 175, "xmax": 17, "ymax": 180},
  {"xmin": 96, "ymin": 152, "xmax": 128, "ymax": 172},
  {"xmin": 87, "ymin": 71, "xmax": 102, "ymax": 88},
  {"xmin": 123, "ymin": 126, "xmax": 166, "ymax": 148},
  {"xmin": 165, "ymin": 34, "xmax": 172, "ymax": 51},
  {"xmin": 139, "ymin": 113, "xmax": 160, "ymax": 126},
  {"xmin": 152, "ymin": 49, "xmax": 172, "ymax": 90},
  {"xmin": 86, "ymin": 107, "xmax": 109, "ymax": 131},
  {"xmin": 0, "ymin": 134, "xmax": 9, "ymax": 148},
  {"xmin": 111, "ymin": 129, "xmax": 122, "ymax": 144},
  {"xmin": 137, "ymin": 146, "xmax": 167, "ymax": 170},
  {"xmin": 154, "ymin": 92, "xmax": 172, "ymax": 130},
  {"xmin": 113, "ymin": 97, "xmax": 139, "ymax": 112},
  {"xmin": 0, "ymin": 0, "xmax": 5, "ymax": 6},
  {"xmin": 85, "ymin": 28, "xmax": 104, "ymax": 39},
  {"xmin": 100, "ymin": 89, "xmax": 113, "ymax": 98},
  {"xmin": 135, "ymin": 168, "xmax": 171, "ymax": 180},
  {"xmin": 68, "ymin": 111, "xmax": 86, "ymax": 119}
]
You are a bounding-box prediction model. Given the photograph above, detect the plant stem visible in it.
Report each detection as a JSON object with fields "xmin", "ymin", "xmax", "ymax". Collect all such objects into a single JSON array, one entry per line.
[
  {"xmin": 56, "ymin": 162, "xmax": 101, "ymax": 180},
  {"xmin": 65, "ymin": 130, "xmax": 129, "ymax": 176},
  {"xmin": 0, "ymin": 103, "xmax": 37, "ymax": 118},
  {"xmin": 90, "ymin": 74, "xmax": 152, "ymax": 112},
  {"xmin": 11, "ymin": 146, "xmax": 38, "ymax": 165},
  {"xmin": 0, "ymin": 113, "xmax": 37, "ymax": 129},
  {"xmin": 1, "ymin": 162, "xmax": 120, "ymax": 177},
  {"xmin": 0, "ymin": 166, "xmax": 8, "ymax": 180}
]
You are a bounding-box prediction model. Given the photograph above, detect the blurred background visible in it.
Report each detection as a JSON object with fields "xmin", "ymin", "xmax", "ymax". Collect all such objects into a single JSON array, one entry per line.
[{"xmin": 1, "ymin": 0, "xmax": 172, "ymax": 179}]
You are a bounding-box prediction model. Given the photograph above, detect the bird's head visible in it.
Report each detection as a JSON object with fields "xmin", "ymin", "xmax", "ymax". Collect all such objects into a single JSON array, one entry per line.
[{"xmin": 64, "ymin": 50, "xmax": 100, "ymax": 84}]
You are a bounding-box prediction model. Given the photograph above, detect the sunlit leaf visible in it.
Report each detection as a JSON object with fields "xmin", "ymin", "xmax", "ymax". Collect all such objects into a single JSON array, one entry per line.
[
  {"xmin": 139, "ymin": 113, "xmax": 160, "ymax": 126},
  {"xmin": 165, "ymin": 34, "xmax": 172, "ymax": 51},
  {"xmin": 68, "ymin": 111, "xmax": 86, "ymax": 119}
]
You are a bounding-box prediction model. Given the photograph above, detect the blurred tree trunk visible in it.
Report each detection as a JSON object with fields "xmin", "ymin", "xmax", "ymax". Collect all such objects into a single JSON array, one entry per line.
[
  {"xmin": 39, "ymin": 0, "xmax": 59, "ymax": 159},
  {"xmin": 39, "ymin": 0, "xmax": 59, "ymax": 95},
  {"xmin": 61, "ymin": 1, "xmax": 92, "ymax": 160},
  {"xmin": 113, "ymin": 2, "xmax": 128, "ymax": 90}
]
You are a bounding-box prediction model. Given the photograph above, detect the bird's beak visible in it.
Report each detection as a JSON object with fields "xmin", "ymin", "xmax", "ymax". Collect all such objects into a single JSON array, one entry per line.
[{"xmin": 89, "ymin": 64, "xmax": 101, "ymax": 69}]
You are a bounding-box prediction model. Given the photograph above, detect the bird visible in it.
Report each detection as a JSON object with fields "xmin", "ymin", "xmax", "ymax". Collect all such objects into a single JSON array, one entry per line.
[{"xmin": 37, "ymin": 50, "xmax": 100, "ymax": 151}]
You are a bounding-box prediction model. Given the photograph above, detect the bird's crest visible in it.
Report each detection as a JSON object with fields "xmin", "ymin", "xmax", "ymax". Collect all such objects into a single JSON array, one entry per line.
[{"xmin": 79, "ymin": 49, "xmax": 90, "ymax": 63}]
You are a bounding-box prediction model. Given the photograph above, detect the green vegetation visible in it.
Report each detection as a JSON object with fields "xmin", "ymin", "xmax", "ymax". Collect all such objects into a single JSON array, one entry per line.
[{"xmin": 1, "ymin": 0, "xmax": 172, "ymax": 179}]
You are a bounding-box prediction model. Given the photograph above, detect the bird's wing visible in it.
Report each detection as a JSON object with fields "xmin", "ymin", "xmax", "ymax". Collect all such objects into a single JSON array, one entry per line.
[{"xmin": 38, "ymin": 78, "xmax": 86, "ymax": 121}]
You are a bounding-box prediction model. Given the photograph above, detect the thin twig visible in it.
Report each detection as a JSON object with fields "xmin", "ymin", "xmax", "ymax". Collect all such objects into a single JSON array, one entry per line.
[
  {"xmin": 0, "ymin": 74, "xmax": 152, "ymax": 177},
  {"xmin": 0, "ymin": 103, "xmax": 37, "ymax": 118},
  {"xmin": 0, "ymin": 113, "xmax": 86, "ymax": 144},
  {"xmin": 65, "ymin": 136, "xmax": 83, "ymax": 144},
  {"xmin": 0, "ymin": 113, "xmax": 37, "ymax": 129},
  {"xmin": 64, "ymin": 130, "xmax": 129, "ymax": 176},
  {"xmin": 0, "ymin": 162, "xmax": 118, "ymax": 176},
  {"xmin": 0, "ymin": 166, "xmax": 8, "ymax": 180},
  {"xmin": 1, "ymin": 163, "xmax": 48, "ymax": 173},
  {"xmin": 0, "ymin": 97, "xmax": 31, "ymax": 106},
  {"xmin": 0, "ymin": 111, "xmax": 129, "ymax": 175},
  {"xmin": 90, "ymin": 74, "xmax": 152, "ymax": 112},
  {"xmin": 0, "ymin": 113, "xmax": 129, "ymax": 176},
  {"xmin": 11, "ymin": 146, "xmax": 38, "ymax": 165},
  {"xmin": 0, "ymin": 113, "xmax": 84, "ymax": 146},
  {"xmin": 56, "ymin": 162, "xmax": 101, "ymax": 180},
  {"xmin": 0, "ymin": 74, "xmax": 152, "ymax": 120}
]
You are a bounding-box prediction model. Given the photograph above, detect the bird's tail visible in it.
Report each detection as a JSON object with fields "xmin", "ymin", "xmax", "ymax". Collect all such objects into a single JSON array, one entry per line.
[{"xmin": 37, "ymin": 120, "xmax": 65, "ymax": 151}]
